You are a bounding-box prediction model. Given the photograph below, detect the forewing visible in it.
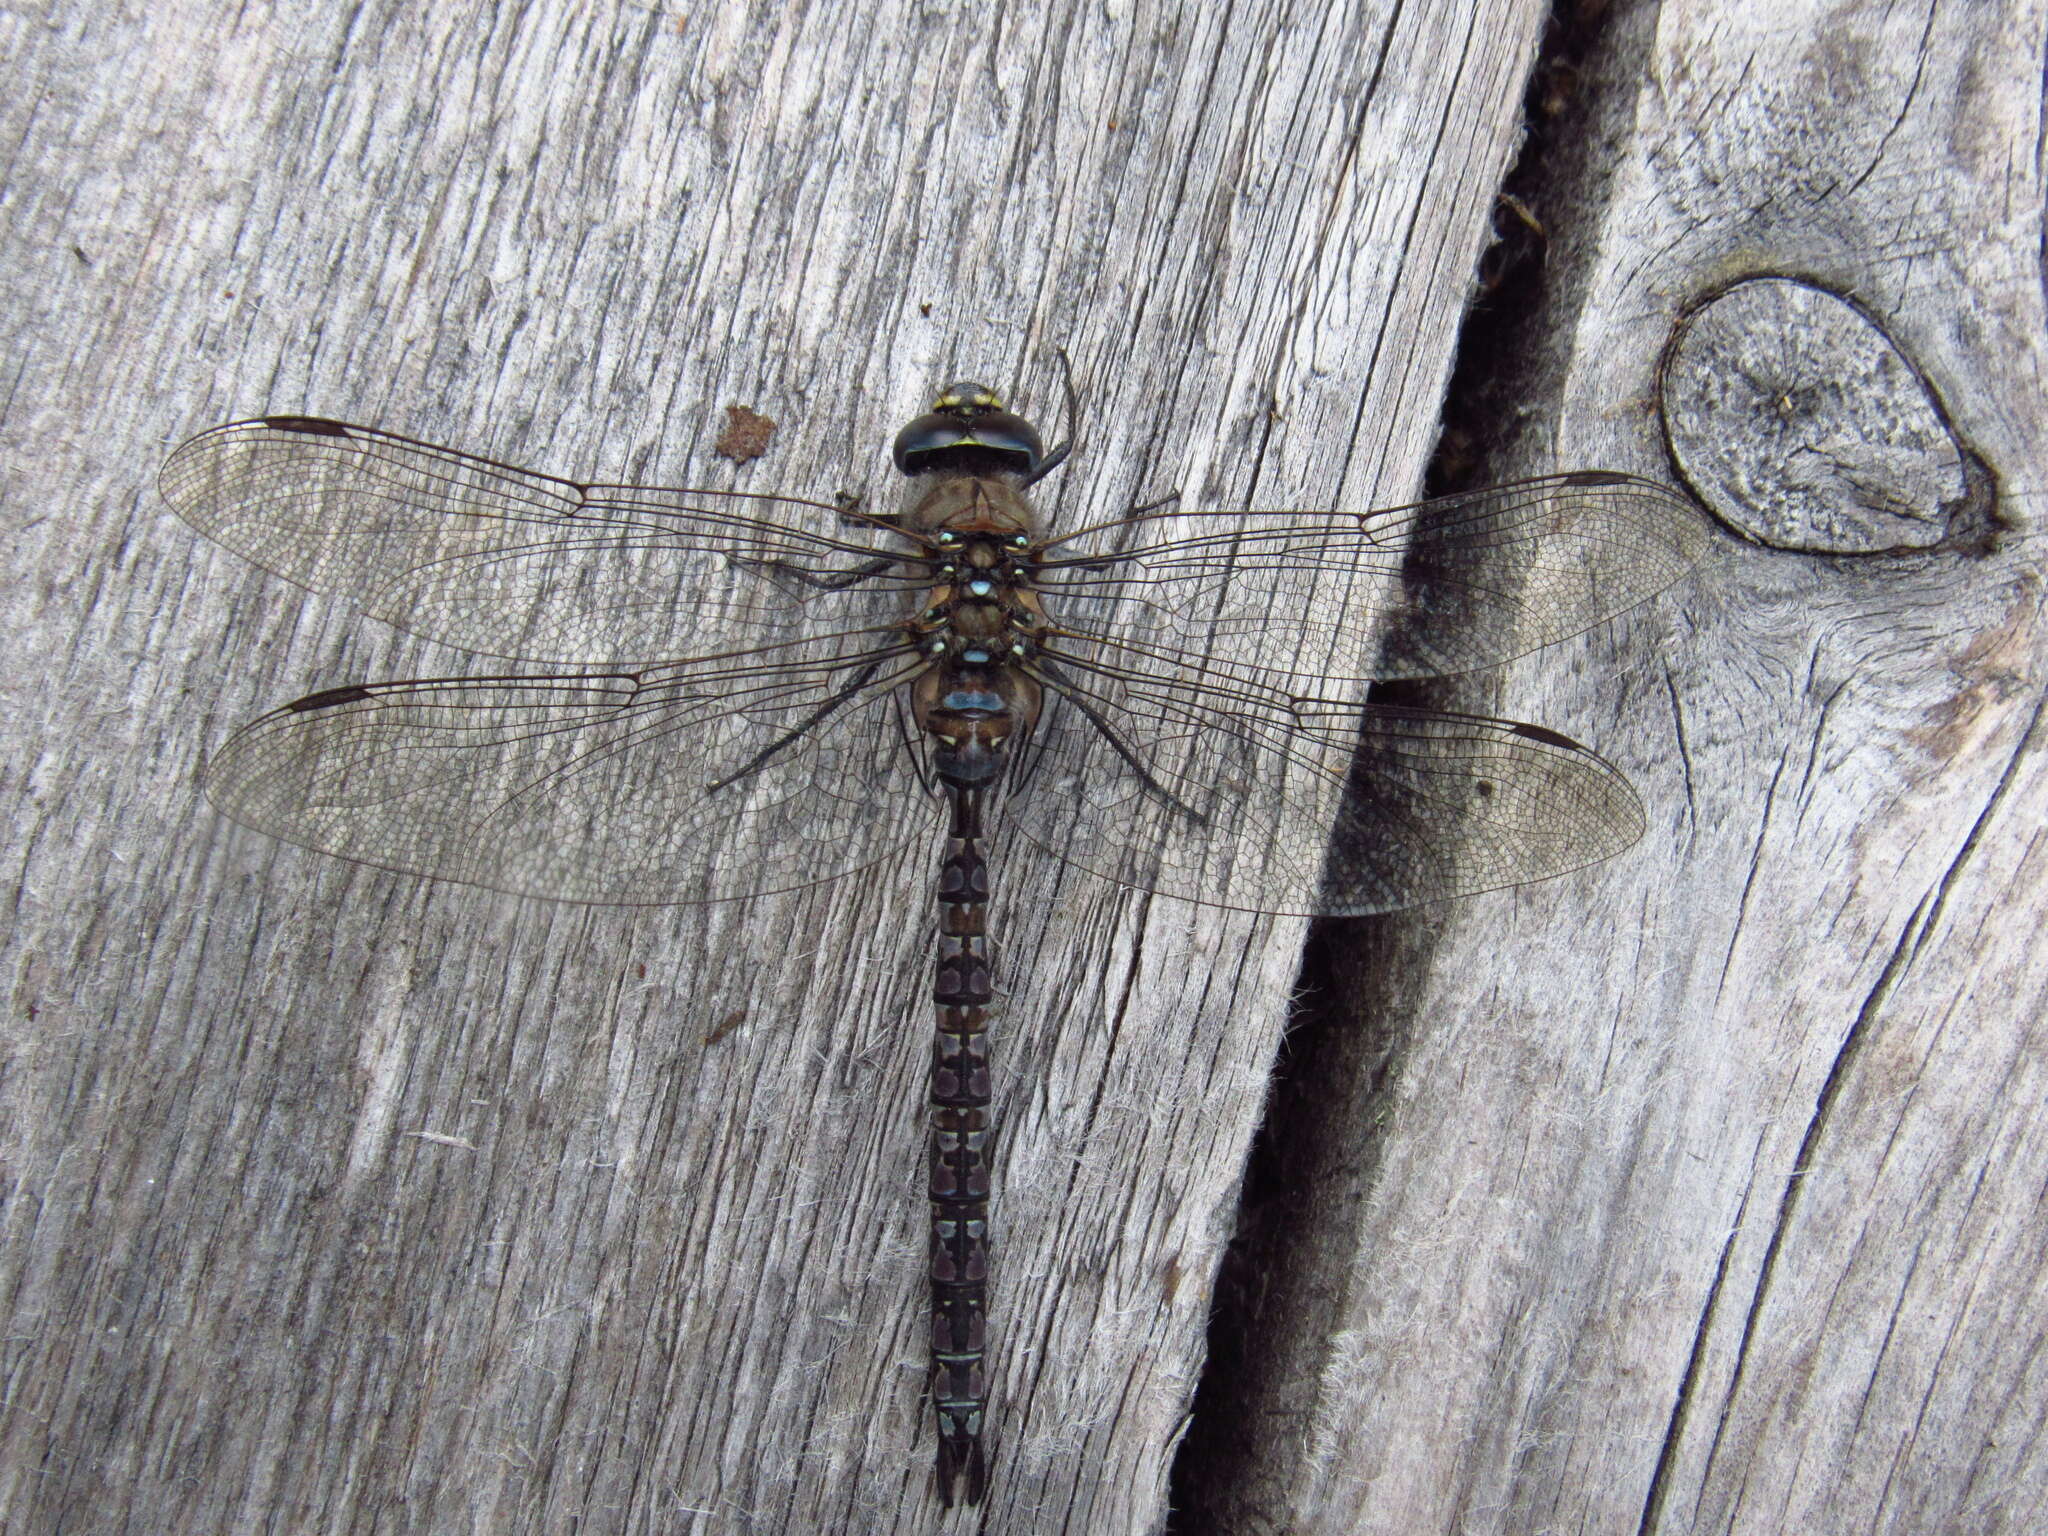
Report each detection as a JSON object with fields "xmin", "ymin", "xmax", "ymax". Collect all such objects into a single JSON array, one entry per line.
[
  {"xmin": 1003, "ymin": 658, "xmax": 1643, "ymax": 916},
  {"xmin": 1035, "ymin": 473, "xmax": 1709, "ymax": 693},
  {"xmin": 161, "ymin": 417, "xmax": 919, "ymax": 664},
  {"xmin": 202, "ymin": 632, "xmax": 933, "ymax": 904}
]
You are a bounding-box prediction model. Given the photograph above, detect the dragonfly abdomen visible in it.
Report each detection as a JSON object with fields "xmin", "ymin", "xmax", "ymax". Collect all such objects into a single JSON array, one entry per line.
[{"xmin": 929, "ymin": 782, "xmax": 994, "ymax": 1506}]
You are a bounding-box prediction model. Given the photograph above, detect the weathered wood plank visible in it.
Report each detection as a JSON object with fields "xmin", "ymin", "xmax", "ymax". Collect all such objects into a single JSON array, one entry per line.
[
  {"xmin": 0, "ymin": 2, "xmax": 1559, "ymax": 1531},
  {"xmin": 1185, "ymin": 1, "xmax": 2048, "ymax": 1531}
]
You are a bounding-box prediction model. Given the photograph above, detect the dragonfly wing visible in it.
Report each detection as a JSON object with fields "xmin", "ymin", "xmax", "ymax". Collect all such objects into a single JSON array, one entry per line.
[
  {"xmin": 202, "ymin": 631, "xmax": 932, "ymax": 904},
  {"xmin": 162, "ymin": 417, "xmax": 919, "ymax": 665},
  {"xmin": 1315, "ymin": 708, "xmax": 1645, "ymax": 913},
  {"xmin": 1035, "ymin": 473, "xmax": 1709, "ymax": 690},
  {"xmin": 1003, "ymin": 658, "xmax": 1643, "ymax": 916}
]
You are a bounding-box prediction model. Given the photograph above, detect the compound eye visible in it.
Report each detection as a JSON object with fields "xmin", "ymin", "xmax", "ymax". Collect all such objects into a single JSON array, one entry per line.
[
  {"xmin": 893, "ymin": 413, "xmax": 968, "ymax": 473},
  {"xmin": 892, "ymin": 397, "xmax": 1044, "ymax": 476},
  {"xmin": 960, "ymin": 410, "xmax": 1044, "ymax": 473}
]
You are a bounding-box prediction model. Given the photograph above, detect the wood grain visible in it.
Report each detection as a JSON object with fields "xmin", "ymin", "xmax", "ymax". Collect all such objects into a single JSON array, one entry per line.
[
  {"xmin": 1186, "ymin": 1, "xmax": 2048, "ymax": 1531},
  {"xmin": 0, "ymin": 1, "xmax": 1557, "ymax": 1531}
]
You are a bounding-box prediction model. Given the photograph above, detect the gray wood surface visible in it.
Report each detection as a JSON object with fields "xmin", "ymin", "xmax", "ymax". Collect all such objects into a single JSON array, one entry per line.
[
  {"xmin": 1189, "ymin": 1, "xmax": 2048, "ymax": 1532},
  {"xmin": 0, "ymin": 2, "xmax": 1557, "ymax": 1532},
  {"xmin": 10, "ymin": 1, "xmax": 2040, "ymax": 1533}
]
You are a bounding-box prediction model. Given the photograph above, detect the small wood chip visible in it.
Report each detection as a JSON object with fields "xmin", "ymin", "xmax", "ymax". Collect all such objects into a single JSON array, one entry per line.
[{"xmin": 714, "ymin": 404, "xmax": 776, "ymax": 462}]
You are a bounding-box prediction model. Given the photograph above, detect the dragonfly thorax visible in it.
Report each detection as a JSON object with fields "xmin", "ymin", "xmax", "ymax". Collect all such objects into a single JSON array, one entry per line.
[{"xmin": 900, "ymin": 473, "xmax": 1042, "ymax": 543}]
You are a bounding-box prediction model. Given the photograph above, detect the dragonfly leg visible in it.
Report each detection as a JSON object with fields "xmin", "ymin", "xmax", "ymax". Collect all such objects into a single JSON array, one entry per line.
[
  {"xmin": 1029, "ymin": 659, "xmax": 1209, "ymax": 825},
  {"xmin": 702, "ymin": 658, "xmax": 891, "ymax": 792},
  {"xmin": 835, "ymin": 487, "xmax": 892, "ymax": 525},
  {"xmin": 725, "ymin": 552, "xmax": 900, "ymax": 591},
  {"xmin": 1021, "ymin": 348, "xmax": 1080, "ymax": 487}
]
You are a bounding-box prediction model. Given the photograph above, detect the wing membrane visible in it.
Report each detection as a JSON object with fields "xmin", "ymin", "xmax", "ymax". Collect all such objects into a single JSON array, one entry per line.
[
  {"xmin": 203, "ymin": 630, "xmax": 932, "ymax": 904},
  {"xmin": 161, "ymin": 417, "xmax": 921, "ymax": 665},
  {"xmin": 1035, "ymin": 473, "xmax": 1708, "ymax": 693},
  {"xmin": 1003, "ymin": 652, "xmax": 1643, "ymax": 916}
]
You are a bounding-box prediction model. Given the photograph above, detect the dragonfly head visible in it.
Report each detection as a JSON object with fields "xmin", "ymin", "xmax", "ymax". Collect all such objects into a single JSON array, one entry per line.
[{"xmin": 893, "ymin": 382, "xmax": 1047, "ymax": 478}]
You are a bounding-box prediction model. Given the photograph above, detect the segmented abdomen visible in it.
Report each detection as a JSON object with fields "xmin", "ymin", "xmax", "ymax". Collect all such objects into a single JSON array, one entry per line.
[{"xmin": 929, "ymin": 785, "xmax": 993, "ymax": 1506}]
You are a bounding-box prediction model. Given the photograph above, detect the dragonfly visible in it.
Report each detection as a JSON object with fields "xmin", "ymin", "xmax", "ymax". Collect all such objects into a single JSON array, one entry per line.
[{"xmin": 161, "ymin": 379, "xmax": 1708, "ymax": 1506}]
